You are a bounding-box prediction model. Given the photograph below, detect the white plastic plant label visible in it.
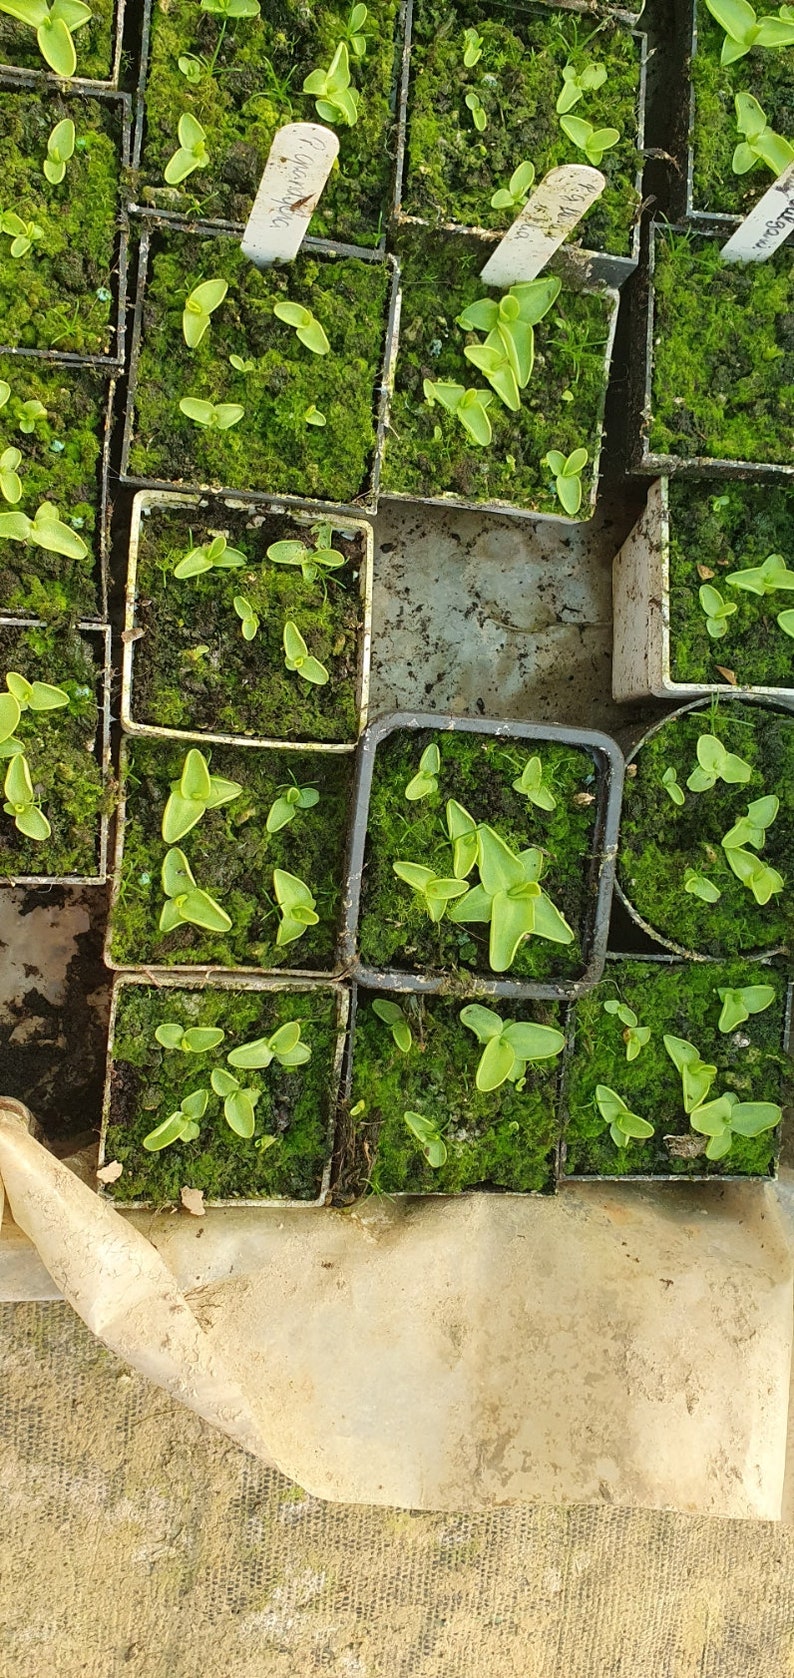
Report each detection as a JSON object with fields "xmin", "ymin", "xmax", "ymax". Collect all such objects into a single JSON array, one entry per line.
[
  {"xmin": 720, "ymin": 161, "xmax": 794, "ymax": 263},
  {"xmin": 241, "ymin": 123, "xmax": 340, "ymax": 267},
  {"xmin": 479, "ymin": 165, "xmax": 606, "ymax": 286}
]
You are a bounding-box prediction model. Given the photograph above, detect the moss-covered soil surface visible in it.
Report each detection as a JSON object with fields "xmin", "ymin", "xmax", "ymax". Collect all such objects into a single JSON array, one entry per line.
[
  {"xmin": 345, "ymin": 990, "xmax": 562, "ymax": 1194},
  {"xmin": 129, "ymin": 231, "xmax": 389, "ymax": 506},
  {"xmin": 619, "ymin": 701, "xmax": 794, "ymax": 956},
  {"xmin": 648, "ymin": 233, "xmax": 793, "ymax": 465},
  {"xmin": 563, "ymin": 957, "xmax": 790, "ymax": 1177},
  {"xmin": 667, "ymin": 480, "xmax": 794, "ymax": 689},
  {"xmin": 0, "ymin": 89, "xmax": 123, "ymax": 357},
  {"xmin": 357, "ymin": 728, "xmax": 602, "ymax": 985},
  {"xmin": 0, "ymin": 358, "xmax": 106, "ymax": 619},
  {"xmin": 138, "ymin": 0, "xmax": 401, "ymax": 246},
  {"xmin": 383, "ymin": 229, "xmax": 614, "ymax": 511},
  {"xmin": 404, "ymin": 1, "xmax": 642, "ymax": 257},
  {"xmin": 130, "ymin": 502, "xmax": 364, "ymax": 742},
  {"xmin": 691, "ymin": 2, "xmax": 794, "ymax": 217},
  {"xmin": 105, "ymin": 982, "xmax": 342, "ymax": 1203},
  {"xmin": 109, "ymin": 736, "xmax": 352, "ymax": 970},
  {"xmin": 0, "ymin": 621, "xmax": 106, "ymax": 879},
  {"xmin": 0, "ymin": 0, "xmax": 114, "ymax": 80}
]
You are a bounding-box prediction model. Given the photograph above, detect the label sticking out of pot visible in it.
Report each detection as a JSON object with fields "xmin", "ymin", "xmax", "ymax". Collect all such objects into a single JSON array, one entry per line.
[
  {"xmin": 479, "ymin": 165, "xmax": 606, "ymax": 287},
  {"xmin": 241, "ymin": 123, "xmax": 340, "ymax": 267},
  {"xmin": 720, "ymin": 161, "xmax": 794, "ymax": 263}
]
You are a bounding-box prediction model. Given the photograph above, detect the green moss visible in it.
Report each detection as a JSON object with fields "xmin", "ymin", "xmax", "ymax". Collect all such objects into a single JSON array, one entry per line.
[
  {"xmin": 105, "ymin": 982, "xmax": 343, "ymax": 1203},
  {"xmin": 129, "ymin": 230, "xmax": 390, "ymax": 506},
  {"xmin": 667, "ymin": 479, "xmax": 794, "ymax": 689},
  {"xmin": 109, "ymin": 735, "xmax": 353, "ymax": 971},
  {"xmin": 691, "ymin": 2, "xmax": 794, "ymax": 216},
  {"xmin": 0, "ymin": 621, "xmax": 105, "ymax": 878},
  {"xmin": 0, "ymin": 0, "xmax": 115, "ymax": 79},
  {"xmin": 618, "ymin": 701, "xmax": 794, "ymax": 956},
  {"xmin": 563, "ymin": 957, "xmax": 789, "ymax": 1177},
  {"xmin": 130, "ymin": 502, "xmax": 363, "ymax": 742},
  {"xmin": 0, "ymin": 90, "xmax": 122, "ymax": 357},
  {"xmin": 383, "ymin": 228, "xmax": 614, "ymax": 511},
  {"xmin": 405, "ymin": 1, "xmax": 641, "ymax": 258},
  {"xmin": 357, "ymin": 728, "xmax": 601, "ymax": 984},
  {"xmin": 347, "ymin": 990, "xmax": 562, "ymax": 1193},
  {"xmin": 648, "ymin": 232, "xmax": 794, "ymax": 465},
  {"xmin": 0, "ymin": 358, "xmax": 106, "ymax": 619},
  {"xmin": 139, "ymin": 0, "xmax": 401, "ymax": 246}
]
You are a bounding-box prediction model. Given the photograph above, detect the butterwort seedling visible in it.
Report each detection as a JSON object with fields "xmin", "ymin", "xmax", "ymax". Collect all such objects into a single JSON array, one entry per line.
[
  {"xmin": 0, "ymin": 502, "xmax": 88, "ymax": 559},
  {"xmin": 556, "ymin": 58, "xmax": 608, "ymax": 114},
  {"xmin": 266, "ymin": 783, "xmax": 320, "ymax": 833},
  {"xmin": 703, "ymin": 0, "xmax": 794, "ymax": 64},
  {"xmin": 142, "ymin": 1087, "xmax": 208, "ymax": 1151},
  {"xmin": 182, "ymin": 279, "xmax": 228, "ymax": 348},
  {"xmin": 732, "ymin": 92, "xmax": 794, "ymax": 176},
  {"xmin": 43, "ymin": 118, "xmax": 75, "ymax": 185},
  {"xmin": 664, "ymin": 1034, "xmax": 718, "ymax": 1113},
  {"xmin": 159, "ymin": 846, "xmax": 233, "ymax": 933},
  {"xmin": 683, "ymin": 866, "xmax": 722, "ymax": 902},
  {"xmin": 273, "ymin": 867, "xmax": 319, "ymax": 946},
  {"xmin": 164, "ymin": 114, "xmax": 211, "ymax": 185},
  {"xmin": 403, "ymin": 1109, "xmax": 447, "ymax": 1167},
  {"xmin": 559, "ymin": 115, "xmax": 620, "ymax": 166},
  {"xmin": 512, "ymin": 755, "xmax": 556, "ymax": 811},
  {"xmin": 392, "ymin": 860, "xmax": 468, "ymax": 923},
  {"xmin": 405, "ymin": 743, "xmax": 440, "ymax": 801},
  {"xmin": 210, "ymin": 1067, "xmax": 261, "ymax": 1137},
  {"xmin": 686, "ymin": 733, "xmax": 752, "ymax": 791},
  {"xmin": 661, "ymin": 766, "xmax": 685, "ymax": 806},
  {"xmin": 602, "ymin": 999, "xmax": 651, "ymax": 1061},
  {"xmin": 1, "ymin": 213, "xmax": 44, "ymax": 258},
  {"xmin": 266, "ymin": 526, "xmax": 346, "ymax": 584},
  {"xmin": 372, "ymin": 998, "xmax": 412, "ymax": 1053},
  {"xmin": 725, "ymin": 552, "xmax": 794, "ymax": 596},
  {"xmin": 161, "ymin": 747, "xmax": 243, "ymax": 844},
  {"xmin": 689, "ymin": 1091, "xmax": 782, "ymax": 1159},
  {"xmin": 542, "ymin": 447, "xmax": 589, "ymax": 516},
  {"xmin": 716, "ymin": 982, "xmax": 776, "ymax": 1032},
  {"xmin": 457, "ymin": 278, "xmax": 561, "ymax": 414},
  {"xmin": 3, "ymin": 751, "xmax": 50, "ymax": 841},
  {"xmin": 303, "ymin": 40, "xmax": 361, "ymax": 126},
  {"xmin": 423, "ymin": 380, "xmax": 494, "ymax": 446},
  {"xmin": 465, "ymin": 90, "xmax": 487, "ymax": 132},
  {"xmin": 173, "ymin": 533, "xmax": 247, "ymax": 578},
  {"xmin": 0, "ymin": 0, "xmax": 92, "ymax": 76},
  {"xmin": 460, "ymin": 1003, "xmax": 564, "ymax": 1091},
  {"xmin": 233, "ymin": 594, "xmax": 259, "ymax": 641},
  {"xmin": 490, "ymin": 161, "xmax": 536, "ymax": 212},
  {"xmin": 448, "ymin": 825, "xmax": 574, "ymax": 972},
  {"xmin": 227, "ymin": 1020, "xmax": 312, "ymax": 1070},
  {"xmin": 179, "ymin": 396, "xmax": 244, "ymax": 430},
  {"xmin": 699, "ymin": 583, "xmax": 737, "ymax": 639},
  {"xmin": 272, "ymin": 300, "xmax": 330, "ymax": 355},
  {"xmin": 283, "ymin": 621, "xmax": 329, "ymax": 685},
  {"xmin": 154, "ymin": 1022, "xmax": 226, "ymax": 1051},
  {"xmin": 0, "ymin": 449, "xmax": 22, "ymax": 504},
  {"xmin": 595, "ymin": 1084, "xmax": 655, "ymax": 1149}
]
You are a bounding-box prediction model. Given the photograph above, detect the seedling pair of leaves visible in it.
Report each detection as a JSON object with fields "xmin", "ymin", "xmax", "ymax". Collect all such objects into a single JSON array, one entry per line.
[
  {"xmin": 165, "ymin": 115, "xmax": 211, "ymax": 186},
  {"xmin": 603, "ymin": 998, "xmax": 651, "ymax": 1061},
  {"xmin": 266, "ymin": 781, "xmax": 319, "ymax": 834},
  {"xmin": 161, "ymin": 748, "xmax": 243, "ymax": 845},
  {"xmin": 460, "ymin": 1003, "xmax": 564, "ymax": 1091},
  {"xmin": 0, "ymin": 212, "xmax": 43, "ymax": 259},
  {"xmin": 732, "ymin": 93, "xmax": 794, "ymax": 176},
  {"xmin": 0, "ymin": 0, "xmax": 92, "ymax": 77},
  {"xmin": 266, "ymin": 525, "xmax": 346, "ymax": 585},
  {"xmin": 0, "ymin": 501, "xmax": 88, "ymax": 560},
  {"xmin": 703, "ymin": 0, "xmax": 794, "ymax": 64}
]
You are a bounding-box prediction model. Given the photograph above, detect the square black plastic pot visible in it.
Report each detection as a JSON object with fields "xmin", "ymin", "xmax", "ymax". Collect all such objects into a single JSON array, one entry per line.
[{"xmin": 341, "ymin": 710, "xmax": 625, "ymax": 1000}]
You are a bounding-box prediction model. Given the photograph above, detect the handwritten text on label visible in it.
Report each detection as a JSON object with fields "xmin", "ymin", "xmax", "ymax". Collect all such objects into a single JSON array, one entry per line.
[
  {"xmin": 479, "ymin": 165, "xmax": 606, "ymax": 287},
  {"xmin": 720, "ymin": 161, "xmax": 794, "ymax": 264},
  {"xmin": 241, "ymin": 123, "xmax": 340, "ymax": 267}
]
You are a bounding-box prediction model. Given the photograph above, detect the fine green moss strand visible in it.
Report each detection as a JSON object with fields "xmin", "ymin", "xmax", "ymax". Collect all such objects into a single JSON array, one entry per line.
[{"xmin": 691, "ymin": 1, "xmax": 794, "ymax": 217}]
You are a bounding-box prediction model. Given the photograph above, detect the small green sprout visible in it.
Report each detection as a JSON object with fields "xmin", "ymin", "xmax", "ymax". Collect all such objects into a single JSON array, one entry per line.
[
  {"xmin": 179, "ymin": 397, "xmax": 244, "ymax": 430},
  {"xmin": 722, "ymin": 845, "xmax": 784, "ymax": 905},
  {"xmin": 17, "ymin": 399, "xmax": 46, "ymax": 434},
  {"xmin": 556, "ymin": 58, "xmax": 608, "ymax": 114},
  {"xmin": 542, "ymin": 447, "xmax": 588, "ymax": 516},
  {"xmin": 699, "ymin": 583, "xmax": 737, "ymax": 639},
  {"xmin": 465, "ymin": 90, "xmax": 487, "ymax": 131},
  {"xmin": 155, "ymin": 1022, "xmax": 225, "ymax": 1052},
  {"xmin": 266, "ymin": 527, "xmax": 345, "ymax": 583},
  {"xmin": 342, "ymin": 3, "xmax": 370, "ymax": 58},
  {"xmin": 164, "ymin": 114, "xmax": 210, "ymax": 185},
  {"xmin": 392, "ymin": 860, "xmax": 468, "ymax": 923},
  {"xmin": 703, "ymin": 0, "xmax": 794, "ymax": 64},
  {"xmin": 686, "ymin": 733, "xmax": 752, "ymax": 792},
  {"xmin": 716, "ymin": 983, "xmax": 776, "ymax": 1033},
  {"xmin": 0, "ymin": 449, "xmax": 22, "ymax": 504},
  {"xmin": 721, "ymin": 793, "xmax": 778, "ymax": 852},
  {"xmin": 272, "ymin": 300, "xmax": 330, "ymax": 355},
  {"xmin": 233, "ymin": 594, "xmax": 260, "ymax": 641},
  {"xmin": 603, "ymin": 999, "xmax": 651, "ymax": 1061},
  {"xmin": 161, "ymin": 748, "xmax": 243, "ymax": 844},
  {"xmin": 559, "ymin": 115, "xmax": 620, "ymax": 166},
  {"xmin": 683, "ymin": 867, "xmax": 722, "ymax": 902},
  {"xmin": 303, "ymin": 41, "xmax": 360, "ymax": 126},
  {"xmin": 403, "ymin": 1109, "xmax": 447, "ymax": 1167},
  {"xmin": 778, "ymin": 609, "xmax": 794, "ymax": 637},
  {"xmin": 3, "ymin": 752, "xmax": 50, "ymax": 841},
  {"xmin": 460, "ymin": 1002, "xmax": 564, "ymax": 1091},
  {"xmin": 595, "ymin": 1085, "xmax": 655, "ymax": 1149},
  {"xmin": 732, "ymin": 91, "xmax": 794, "ymax": 175},
  {"xmin": 211, "ymin": 1067, "xmax": 261, "ymax": 1137},
  {"xmin": 0, "ymin": 0, "xmax": 92, "ymax": 77},
  {"xmin": 266, "ymin": 783, "xmax": 319, "ymax": 833},
  {"xmin": 43, "ymin": 118, "xmax": 75, "ymax": 185},
  {"xmin": 1, "ymin": 213, "xmax": 44, "ymax": 259},
  {"xmin": 178, "ymin": 52, "xmax": 204, "ymax": 82},
  {"xmin": 142, "ymin": 1087, "xmax": 208, "ymax": 1151},
  {"xmin": 273, "ymin": 867, "xmax": 319, "ymax": 945},
  {"xmin": 304, "ymin": 404, "xmax": 326, "ymax": 426},
  {"xmin": 173, "ymin": 533, "xmax": 247, "ymax": 578},
  {"xmin": 462, "ymin": 23, "xmax": 483, "ymax": 65},
  {"xmin": 159, "ymin": 846, "xmax": 232, "ymax": 934},
  {"xmin": 227, "ymin": 1019, "xmax": 311, "ymax": 1070},
  {"xmin": 230, "ymin": 353, "xmax": 256, "ymax": 373},
  {"xmin": 458, "ymin": 278, "xmax": 560, "ymax": 412},
  {"xmin": 446, "ymin": 798, "xmax": 483, "ymax": 880},
  {"xmin": 664, "ymin": 1035, "xmax": 718, "ymax": 1113},
  {"xmin": 372, "ymin": 998, "xmax": 412, "ymax": 1053},
  {"xmin": 0, "ymin": 669, "xmax": 68, "ymax": 749},
  {"xmin": 512, "ymin": 754, "xmax": 556, "ymax": 811},
  {"xmin": 661, "ymin": 766, "xmax": 685, "ymax": 806},
  {"xmin": 689, "ymin": 1091, "xmax": 781, "ymax": 1159},
  {"xmin": 725, "ymin": 552, "xmax": 794, "ymax": 596},
  {"xmin": 405, "ymin": 743, "xmax": 440, "ymax": 801},
  {"xmin": 0, "ymin": 501, "xmax": 88, "ymax": 559},
  {"xmin": 283, "ymin": 621, "xmax": 329, "ymax": 685},
  {"xmin": 448, "ymin": 826, "xmax": 574, "ymax": 972},
  {"xmin": 182, "ymin": 278, "xmax": 228, "ymax": 348},
  {"xmin": 490, "ymin": 160, "xmax": 536, "ymax": 212},
  {"xmin": 423, "ymin": 379, "xmax": 493, "ymax": 446}
]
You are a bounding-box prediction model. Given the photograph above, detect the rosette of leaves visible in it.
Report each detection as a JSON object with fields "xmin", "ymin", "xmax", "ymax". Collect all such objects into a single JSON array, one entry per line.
[{"xmin": 460, "ymin": 1003, "xmax": 564, "ymax": 1091}]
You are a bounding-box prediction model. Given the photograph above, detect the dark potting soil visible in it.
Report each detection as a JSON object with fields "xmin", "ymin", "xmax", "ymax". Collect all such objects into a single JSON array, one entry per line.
[
  {"xmin": 383, "ymin": 229, "xmax": 615, "ymax": 512},
  {"xmin": 0, "ymin": 621, "xmax": 106, "ymax": 879},
  {"xmin": 691, "ymin": 0, "xmax": 794, "ymax": 217},
  {"xmin": 357, "ymin": 728, "xmax": 601, "ymax": 984},
  {"xmin": 562, "ymin": 957, "xmax": 789, "ymax": 1178},
  {"xmin": 128, "ymin": 231, "xmax": 391, "ymax": 506},
  {"xmin": 344, "ymin": 990, "xmax": 563, "ymax": 1195},
  {"xmin": 0, "ymin": 0, "xmax": 115, "ymax": 80},
  {"xmin": 105, "ymin": 982, "xmax": 343, "ymax": 1202},
  {"xmin": 667, "ymin": 479, "xmax": 794, "ymax": 690},
  {"xmin": 109, "ymin": 736, "xmax": 353, "ymax": 971},
  {"xmin": 0, "ymin": 358, "xmax": 107, "ymax": 620},
  {"xmin": 648, "ymin": 232, "xmax": 793, "ymax": 466},
  {"xmin": 139, "ymin": 0, "xmax": 402, "ymax": 246},
  {"xmin": 404, "ymin": 0, "xmax": 642, "ymax": 257},
  {"xmin": 618, "ymin": 701, "xmax": 794, "ymax": 956},
  {"xmin": 130, "ymin": 502, "xmax": 364, "ymax": 742},
  {"xmin": 0, "ymin": 88, "xmax": 123, "ymax": 357}
]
